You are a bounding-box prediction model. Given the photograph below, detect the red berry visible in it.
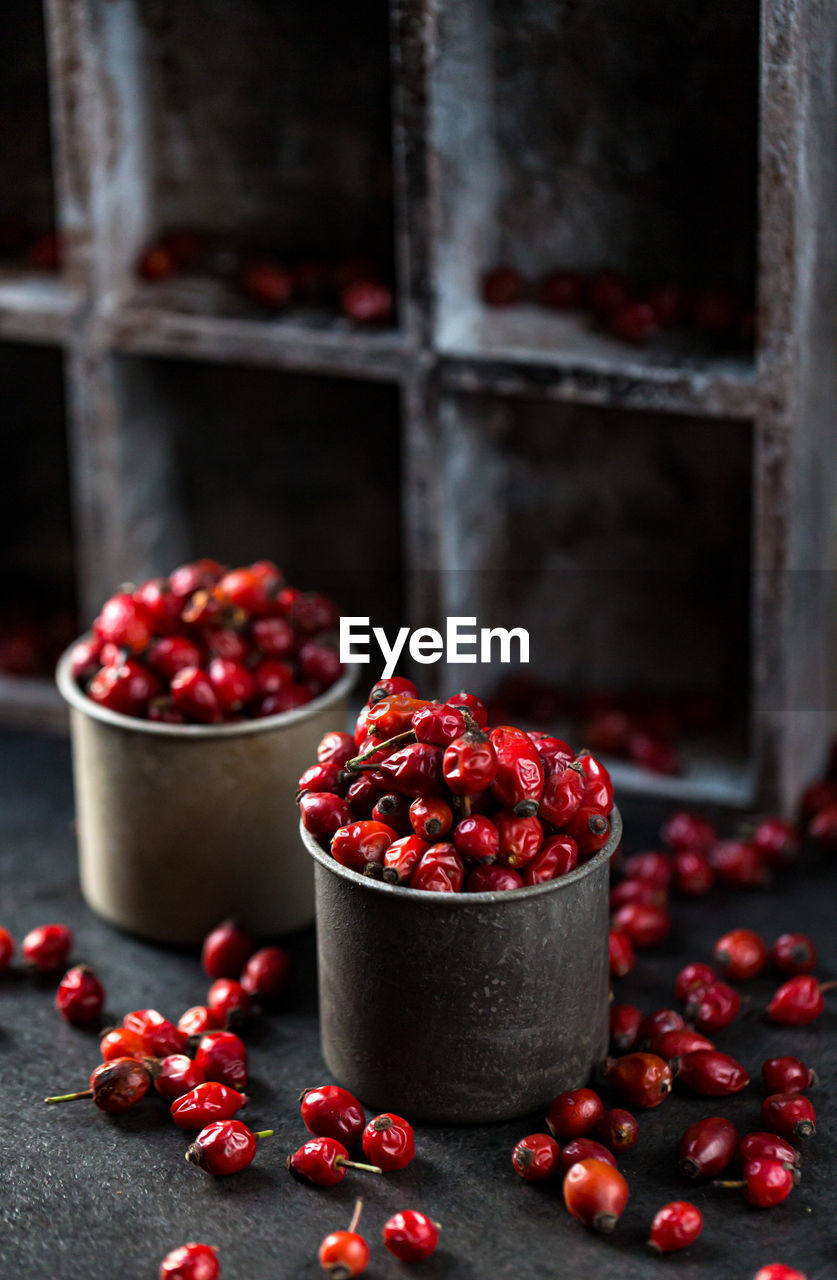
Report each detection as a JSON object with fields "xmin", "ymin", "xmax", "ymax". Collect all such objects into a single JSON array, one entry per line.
[
  {"xmin": 362, "ymin": 1114, "xmax": 415, "ymax": 1171},
  {"xmin": 253, "ymin": 659, "xmax": 294, "ymax": 698},
  {"xmin": 753, "ymin": 1268, "xmax": 808, "ymax": 1280},
  {"xmin": 610, "ymin": 301, "xmax": 657, "ymax": 345},
  {"xmin": 761, "ymin": 1093, "xmax": 816, "ymax": 1140},
  {"xmin": 610, "ymin": 879, "xmax": 666, "ymax": 911},
  {"xmin": 133, "ymin": 578, "xmax": 182, "ymax": 634},
  {"xmin": 412, "ymin": 843, "xmax": 465, "ymax": 893},
  {"xmin": 524, "ymin": 834, "xmax": 578, "ymax": 885},
  {"xmin": 539, "ymin": 760, "xmax": 585, "ymax": 828},
  {"xmin": 738, "ymin": 1132, "xmax": 802, "ymax": 1169},
  {"xmin": 371, "ymin": 792, "xmax": 412, "ymax": 834},
  {"xmin": 240, "ymin": 946, "xmax": 290, "ymax": 1000},
  {"xmin": 45, "ymin": 1057, "xmax": 151, "ymax": 1113},
  {"xmin": 340, "ymin": 279, "xmax": 393, "ymax": 325},
  {"xmin": 559, "ymin": 1139, "xmax": 616, "ymax": 1173},
  {"xmin": 648, "ymin": 1028, "xmax": 715, "ymax": 1060},
  {"xmin": 752, "ymin": 817, "xmax": 800, "ymax": 866},
  {"xmin": 611, "ymin": 902, "xmax": 671, "ymax": 949},
  {"xmin": 595, "ymin": 1108, "xmax": 638, "ymax": 1153},
  {"xmin": 22, "ymin": 923, "xmax": 73, "ymax": 971},
  {"xmin": 409, "ymin": 796, "xmax": 453, "ymax": 841},
  {"xmin": 123, "ymin": 1009, "xmax": 187, "ymax": 1058},
  {"xmin": 717, "ymin": 1158, "xmax": 796, "ymax": 1208},
  {"xmin": 443, "ymin": 729, "xmax": 498, "ymax": 795},
  {"xmin": 186, "ymin": 1119, "xmax": 270, "ymax": 1175},
  {"xmin": 147, "ymin": 636, "xmax": 202, "ymax": 679},
  {"xmin": 288, "ymin": 1136, "xmax": 381, "ymax": 1186},
  {"xmin": 55, "ymin": 965, "xmax": 105, "ymax": 1024},
  {"xmin": 563, "ymin": 1159, "xmax": 629, "ymax": 1233},
  {"xmin": 154, "ymin": 1055, "xmax": 204, "ymax": 1102},
  {"xmin": 601, "ymin": 1053, "xmax": 672, "ymax": 1109},
  {"xmin": 672, "ymin": 849, "xmax": 715, "ymax": 895},
  {"xmin": 368, "ymin": 677, "xmax": 419, "ymax": 706},
  {"xmin": 609, "ymin": 929, "xmax": 635, "ymax": 979},
  {"xmin": 713, "ymin": 928, "xmax": 768, "ymax": 980},
  {"xmin": 482, "ymin": 266, "xmax": 525, "ymax": 306},
  {"xmin": 637, "ymin": 1009, "xmax": 684, "ymax": 1043},
  {"xmin": 207, "ymin": 658, "xmax": 256, "ymax": 712},
  {"xmin": 242, "ymin": 261, "xmax": 294, "ymax": 309},
  {"xmin": 770, "ymin": 933, "xmax": 818, "ymax": 976},
  {"xmin": 101, "ymin": 1026, "xmax": 144, "ymax": 1060},
  {"xmin": 709, "ymin": 839, "xmax": 766, "ymax": 888},
  {"xmin": 672, "ymin": 1049, "xmax": 749, "ymax": 1097},
  {"xmin": 301, "ymin": 1085, "xmax": 365, "ymax": 1147},
  {"xmin": 412, "ymin": 702, "xmax": 467, "ymax": 747},
  {"xmin": 159, "ymin": 1243, "xmax": 219, "ymax": 1280},
  {"xmin": 512, "ymin": 1133, "xmax": 561, "ymax": 1182},
  {"xmin": 566, "ymin": 806, "xmax": 612, "ymax": 855},
  {"xmin": 762, "ymin": 1056, "xmax": 816, "ymax": 1095},
  {"xmin": 317, "ymin": 731, "xmax": 356, "ymax": 769},
  {"xmin": 171, "ymin": 1081, "xmax": 247, "ymax": 1129},
  {"xmin": 661, "ymin": 810, "xmax": 718, "ymax": 853},
  {"xmin": 70, "ymin": 638, "xmax": 102, "ymax": 682},
  {"xmin": 382, "ymin": 1211, "xmax": 439, "ymax": 1262},
  {"xmin": 453, "ymin": 815, "xmax": 499, "ymax": 863},
  {"xmin": 168, "ymin": 559, "xmax": 224, "ymax": 599},
  {"xmin": 194, "ymin": 1031, "xmax": 247, "ymax": 1090},
  {"xmin": 177, "ymin": 1006, "xmax": 223, "ymax": 1037},
  {"xmin": 96, "ymin": 592, "xmax": 154, "ymax": 653},
  {"xmin": 381, "ymin": 835, "xmax": 428, "ymax": 885},
  {"xmin": 495, "ymin": 810, "xmax": 543, "ymax": 868},
  {"xmin": 170, "ymin": 667, "xmax": 223, "ymax": 723},
  {"xmin": 377, "ymin": 743, "xmax": 445, "ymax": 799},
  {"xmin": 300, "ymin": 792, "xmax": 353, "ymax": 842},
  {"xmin": 609, "ymin": 1004, "xmax": 641, "ymax": 1054},
  {"xmin": 679, "ymin": 1116, "xmax": 738, "ymax": 1178},
  {"xmin": 332, "ymin": 821, "xmax": 397, "ymax": 873},
  {"xmin": 466, "ymin": 865, "xmax": 524, "ymax": 892},
  {"xmin": 674, "ymin": 961, "xmax": 716, "ymax": 1002},
  {"xmin": 621, "ymin": 850, "xmax": 671, "ymax": 887},
  {"xmin": 766, "ymin": 974, "xmax": 835, "ymax": 1026},
  {"xmin": 207, "ymin": 978, "xmax": 251, "ymax": 1022},
  {"xmin": 627, "ymin": 731, "xmax": 679, "ymax": 775},
  {"xmin": 202, "ymin": 920, "xmax": 254, "ymax": 980},
  {"xmin": 298, "ymin": 641, "xmax": 342, "ymax": 691},
  {"xmin": 648, "ymin": 1200, "xmax": 703, "ymax": 1252},
  {"xmin": 546, "ymin": 1088, "xmax": 604, "ymax": 1140},
  {"xmin": 489, "ymin": 725, "xmax": 545, "ymax": 816},
  {"xmin": 89, "ymin": 659, "xmax": 161, "ymax": 716},
  {"xmin": 539, "ymin": 269, "xmax": 587, "ymax": 309},
  {"xmin": 320, "ymin": 1216, "xmax": 370, "ymax": 1278},
  {"xmin": 684, "ymin": 981, "xmax": 740, "ymax": 1033}
]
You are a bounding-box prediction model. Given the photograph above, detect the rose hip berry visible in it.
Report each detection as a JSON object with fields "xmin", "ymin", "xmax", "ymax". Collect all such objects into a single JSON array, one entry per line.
[
  {"xmin": 611, "ymin": 903, "xmax": 671, "ymax": 949},
  {"xmin": 45, "ymin": 1057, "xmax": 151, "ymax": 1113},
  {"xmin": 673, "ymin": 849, "xmax": 715, "ymax": 895},
  {"xmin": 610, "ymin": 1004, "xmax": 641, "ymax": 1054},
  {"xmin": 22, "ymin": 923, "xmax": 73, "ymax": 971},
  {"xmin": 766, "ymin": 975, "xmax": 837, "ymax": 1025},
  {"xmin": 672, "ymin": 1050, "xmax": 749, "ymax": 1097},
  {"xmin": 207, "ymin": 978, "xmax": 251, "ymax": 1023},
  {"xmin": 301, "ymin": 1085, "xmax": 366, "ymax": 1147},
  {"xmin": 171, "ymin": 1082, "xmax": 247, "ymax": 1129},
  {"xmin": 713, "ymin": 928, "xmax": 768, "ymax": 980},
  {"xmin": 332, "ymin": 821, "xmax": 397, "ymax": 873},
  {"xmin": 382, "ymin": 835, "xmax": 428, "ymax": 885},
  {"xmin": 153, "ymin": 1055, "xmax": 204, "ymax": 1102},
  {"xmin": 770, "ymin": 933, "xmax": 818, "ymax": 976},
  {"xmin": 288, "ymin": 1136, "xmax": 382, "ymax": 1186},
  {"xmin": 524, "ymin": 834, "xmax": 579, "ymax": 884},
  {"xmin": 409, "ymin": 796, "xmax": 453, "ymax": 840},
  {"xmin": 637, "ymin": 1009, "xmax": 684, "ymax": 1043},
  {"xmin": 761, "ymin": 1093, "xmax": 816, "ymax": 1140},
  {"xmin": 752, "ymin": 817, "xmax": 800, "ymax": 866},
  {"xmin": 466, "ymin": 865, "xmax": 524, "ymax": 892},
  {"xmin": 679, "ymin": 1116, "xmax": 738, "ymax": 1178},
  {"xmin": 738, "ymin": 1132, "xmax": 801, "ymax": 1169},
  {"xmin": 560, "ymin": 1139, "xmax": 616, "ymax": 1172},
  {"xmin": 563, "ymin": 1159, "xmax": 630, "ymax": 1233},
  {"xmin": 55, "ymin": 965, "xmax": 105, "ymax": 1024},
  {"xmin": 159, "ymin": 1243, "xmax": 219, "ymax": 1280},
  {"xmin": 178, "ymin": 1006, "xmax": 223, "ymax": 1037},
  {"xmin": 512, "ymin": 1133, "xmax": 561, "ymax": 1182},
  {"xmin": 649, "ymin": 1029, "xmax": 715, "ymax": 1059},
  {"xmin": 675, "ymin": 961, "xmax": 716, "ymax": 1002},
  {"xmin": 621, "ymin": 850, "xmax": 672, "ymax": 887},
  {"xmin": 684, "ymin": 981, "xmax": 741, "ymax": 1033},
  {"xmin": 319, "ymin": 1199, "xmax": 369, "ymax": 1277},
  {"xmin": 715, "ymin": 1158, "xmax": 796, "ymax": 1208},
  {"xmin": 362, "ymin": 1114, "xmax": 415, "ymax": 1171},
  {"xmin": 546, "ymin": 1088, "xmax": 604, "ymax": 1140},
  {"xmin": 710, "ymin": 839, "xmax": 766, "ymax": 888},
  {"xmin": 101, "ymin": 1026, "xmax": 145, "ymax": 1060},
  {"xmin": 753, "ymin": 1268, "xmax": 808, "ymax": 1280},
  {"xmin": 201, "ymin": 920, "xmax": 254, "ymax": 980},
  {"xmin": 609, "ymin": 930, "xmax": 635, "ymax": 979},
  {"xmin": 300, "ymin": 793, "xmax": 353, "ymax": 842},
  {"xmin": 240, "ymin": 946, "xmax": 290, "ymax": 1001},
  {"xmin": 762, "ymin": 1056, "xmax": 816, "ymax": 1095},
  {"xmin": 382, "ymin": 1211, "xmax": 440, "ymax": 1263},
  {"xmin": 601, "ymin": 1054, "xmax": 673, "ymax": 1108},
  {"xmin": 186, "ymin": 1120, "xmax": 272, "ymax": 1175},
  {"xmin": 648, "ymin": 1201, "xmax": 703, "ymax": 1253},
  {"xmin": 595, "ymin": 1109, "xmax": 638, "ymax": 1153},
  {"xmin": 661, "ymin": 811, "xmax": 717, "ymax": 853},
  {"xmin": 194, "ymin": 1031, "xmax": 247, "ymax": 1090},
  {"xmin": 453, "ymin": 815, "xmax": 500, "ymax": 863}
]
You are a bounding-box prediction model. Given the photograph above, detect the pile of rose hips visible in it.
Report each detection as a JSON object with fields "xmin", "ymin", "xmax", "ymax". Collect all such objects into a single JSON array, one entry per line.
[
  {"xmin": 69, "ymin": 559, "xmax": 342, "ymax": 723},
  {"xmin": 481, "ymin": 264, "xmax": 751, "ymax": 348},
  {"xmin": 136, "ymin": 229, "xmax": 394, "ymax": 326},
  {"xmin": 0, "ymin": 920, "xmax": 108, "ymax": 1025},
  {"xmin": 298, "ymin": 677, "xmax": 615, "ymax": 891}
]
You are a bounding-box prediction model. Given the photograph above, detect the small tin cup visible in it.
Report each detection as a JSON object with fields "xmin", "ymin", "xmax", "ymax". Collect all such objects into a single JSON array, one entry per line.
[
  {"xmin": 57, "ymin": 642, "xmax": 357, "ymax": 944},
  {"xmin": 301, "ymin": 808, "xmax": 622, "ymax": 1123}
]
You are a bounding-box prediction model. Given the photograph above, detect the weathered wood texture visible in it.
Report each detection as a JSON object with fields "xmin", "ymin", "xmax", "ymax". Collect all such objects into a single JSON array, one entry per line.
[{"xmin": 0, "ymin": 0, "xmax": 835, "ymax": 808}]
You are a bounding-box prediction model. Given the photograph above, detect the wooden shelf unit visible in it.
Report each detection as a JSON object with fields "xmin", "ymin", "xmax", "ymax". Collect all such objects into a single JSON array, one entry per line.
[{"xmin": 2, "ymin": 0, "xmax": 835, "ymax": 809}]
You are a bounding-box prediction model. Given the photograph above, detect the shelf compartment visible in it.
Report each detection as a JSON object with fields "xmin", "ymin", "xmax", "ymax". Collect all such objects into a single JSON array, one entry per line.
[
  {"xmin": 106, "ymin": 355, "xmax": 405, "ymax": 635},
  {"xmin": 430, "ymin": 0, "xmax": 759, "ymax": 388},
  {"xmin": 436, "ymin": 389, "xmax": 755, "ymax": 804},
  {"xmin": 92, "ymin": 0, "xmax": 399, "ymax": 333}
]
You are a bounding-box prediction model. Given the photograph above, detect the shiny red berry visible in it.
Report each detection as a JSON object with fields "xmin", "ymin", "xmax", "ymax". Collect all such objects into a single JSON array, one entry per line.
[
  {"xmin": 371, "ymin": 792, "xmax": 412, "ymax": 834},
  {"xmin": 194, "ymin": 1031, "xmax": 247, "ymax": 1090},
  {"xmin": 672, "ymin": 849, "xmax": 715, "ymax": 895},
  {"xmin": 300, "ymin": 792, "xmax": 353, "ymax": 842},
  {"xmin": 713, "ymin": 928, "xmax": 768, "ymax": 980},
  {"xmin": 341, "ymin": 279, "xmax": 393, "ymax": 325},
  {"xmin": 609, "ymin": 929, "xmax": 635, "ymax": 979},
  {"xmin": 524, "ymin": 834, "xmax": 578, "ymax": 884},
  {"xmin": 672, "ymin": 1050, "xmax": 749, "ymax": 1097},
  {"xmin": 648, "ymin": 1028, "xmax": 715, "ymax": 1059},
  {"xmin": 453, "ymin": 815, "xmax": 499, "ymax": 863},
  {"xmin": 563, "ymin": 1159, "xmax": 629, "ymax": 1233},
  {"xmin": 177, "ymin": 1006, "xmax": 223, "ymax": 1037},
  {"xmin": 766, "ymin": 974, "xmax": 836, "ymax": 1025},
  {"xmin": 207, "ymin": 978, "xmax": 252, "ymax": 1023},
  {"xmin": 319, "ymin": 1201, "xmax": 370, "ymax": 1277},
  {"xmin": 96, "ymin": 592, "xmax": 154, "ymax": 653},
  {"xmin": 709, "ymin": 839, "xmax": 766, "ymax": 888},
  {"xmin": 715, "ymin": 1158, "xmax": 795, "ymax": 1208},
  {"xmin": 123, "ymin": 1009, "xmax": 187, "ymax": 1057},
  {"xmin": 100, "ymin": 1026, "xmax": 144, "ymax": 1061},
  {"xmin": 301, "ymin": 1085, "xmax": 365, "ymax": 1147},
  {"xmin": 621, "ymin": 850, "xmax": 672, "ymax": 887},
  {"xmin": 539, "ymin": 760, "xmax": 585, "ymax": 828},
  {"xmin": 489, "ymin": 726, "xmax": 545, "ymax": 816},
  {"xmin": 362, "ymin": 1113, "xmax": 415, "ymax": 1171},
  {"xmin": 648, "ymin": 1201, "xmax": 703, "ymax": 1252},
  {"xmin": 674, "ymin": 961, "xmax": 716, "ymax": 1002},
  {"xmin": 684, "ymin": 981, "xmax": 740, "ymax": 1033},
  {"xmin": 332, "ymin": 821, "xmax": 397, "ymax": 872},
  {"xmin": 443, "ymin": 729, "xmax": 498, "ymax": 795},
  {"xmin": 761, "ymin": 1093, "xmax": 815, "ymax": 1140},
  {"xmin": 55, "ymin": 965, "xmax": 104, "ymax": 1024},
  {"xmin": 45, "ymin": 1056, "xmax": 151, "ymax": 1113},
  {"xmin": 288, "ymin": 1136, "xmax": 382, "ymax": 1186},
  {"xmin": 738, "ymin": 1132, "xmax": 801, "ymax": 1168},
  {"xmin": 201, "ymin": 920, "xmax": 254, "ymax": 980},
  {"xmin": 753, "ymin": 1267, "xmax": 807, "ymax": 1280},
  {"xmin": 495, "ymin": 810, "xmax": 543, "ymax": 868},
  {"xmin": 679, "ymin": 1116, "xmax": 738, "ymax": 1178},
  {"xmin": 411, "ymin": 843, "xmax": 465, "ymax": 893},
  {"xmin": 546, "ymin": 1088, "xmax": 604, "ymax": 1140},
  {"xmin": 752, "ymin": 817, "xmax": 800, "ymax": 866},
  {"xmin": 159, "ymin": 1242, "xmax": 219, "ymax": 1280},
  {"xmin": 382, "ymin": 1210, "xmax": 439, "ymax": 1262},
  {"xmin": 595, "ymin": 1109, "xmax": 638, "ymax": 1153},
  {"xmin": 601, "ymin": 1053, "xmax": 672, "ymax": 1108},
  {"xmin": 186, "ymin": 1119, "xmax": 272, "ymax": 1175},
  {"xmin": 559, "ymin": 1139, "xmax": 616, "ymax": 1172},
  {"xmin": 762, "ymin": 1056, "xmax": 817, "ymax": 1095},
  {"xmin": 637, "ymin": 1009, "xmax": 684, "ymax": 1042},
  {"xmin": 153, "ymin": 1055, "xmax": 204, "ymax": 1102},
  {"xmin": 240, "ymin": 946, "xmax": 290, "ymax": 1000},
  {"xmin": 770, "ymin": 933, "xmax": 818, "ymax": 976},
  {"xmin": 661, "ymin": 811, "xmax": 717, "ymax": 853},
  {"xmin": 409, "ymin": 796, "xmax": 453, "ymax": 841},
  {"xmin": 512, "ymin": 1133, "xmax": 561, "ymax": 1181},
  {"xmin": 611, "ymin": 902, "xmax": 671, "ymax": 949},
  {"xmin": 171, "ymin": 1081, "xmax": 247, "ymax": 1129},
  {"xmin": 22, "ymin": 923, "xmax": 73, "ymax": 971},
  {"xmin": 466, "ymin": 864, "xmax": 524, "ymax": 892},
  {"xmin": 609, "ymin": 1004, "xmax": 641, "ymax": 1054}
]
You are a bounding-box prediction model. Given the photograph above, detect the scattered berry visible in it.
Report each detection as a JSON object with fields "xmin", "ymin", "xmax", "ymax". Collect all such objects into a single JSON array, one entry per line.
[
  {"xmin": 382, "ymin": 1210, "xmax": 440, "ymax": 1262},
  {"xmin": 648, "ymin": 1201, "xmax": 703, "ymax": 1253},
  {"xmin": 55, "ymin": 966, "xmax": 105, "ymax": 1024}
]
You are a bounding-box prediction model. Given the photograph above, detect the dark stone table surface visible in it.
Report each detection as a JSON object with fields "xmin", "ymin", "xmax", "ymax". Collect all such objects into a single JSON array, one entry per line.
[{"xmin": 0, "ymin": 730, "xmax": 833, "ymax": 1279}]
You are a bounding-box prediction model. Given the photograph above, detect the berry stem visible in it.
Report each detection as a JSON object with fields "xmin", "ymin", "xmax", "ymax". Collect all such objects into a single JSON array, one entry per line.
[
  {"xmin": 254, "ymin": 1129, "xmax": 274, "ymax": 1140},
  {"xmin": 44, "ymin": 1089, "xmax": 93, "ymax": 1104},
  {"xmin": 348, "ymin": 1199, "xmax": 364, "ymax": 1234},
  {"xmin": 337, "ymin": 1157, "xmax": 383, "ymax": 1175},
  {"xmin": 712, "ymin": 1179, "xmax": 745, "ymax": 1189},
  {"xmin": 818, "ymin": 980, "xmax": 837, "ymax": 994},
  {"xmin": 347, "ymin": 731, "xmax": 414, "ymax": 770}
]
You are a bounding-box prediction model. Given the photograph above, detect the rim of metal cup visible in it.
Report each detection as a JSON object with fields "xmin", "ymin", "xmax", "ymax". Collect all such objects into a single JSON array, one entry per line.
[
  {"xmin": 56, "ymin": 638, "xmax": 359, "ymax": 739},
  {"xmin": 300, "ymin": 805, "xmax": 622, "ymax": 906}
]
